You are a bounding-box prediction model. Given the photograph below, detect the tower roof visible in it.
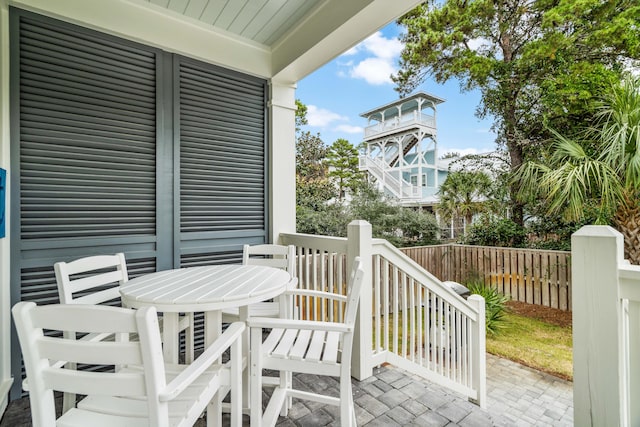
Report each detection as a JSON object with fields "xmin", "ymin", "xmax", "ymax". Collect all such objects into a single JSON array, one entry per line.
[{"xmin": 359, "ymin": 91, "xmax": 446, "ymax": 120}]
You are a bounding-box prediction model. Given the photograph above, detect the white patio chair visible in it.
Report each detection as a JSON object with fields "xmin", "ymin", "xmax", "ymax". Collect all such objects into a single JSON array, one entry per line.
[
  {"xmin": 53, "ymin": 253, "xmax": 194, "ymax": 411},
  {"xmin": 12, "ymin": 302, "xmax": 244, "ymax": 427},
  {"xmin": 248, "ymin": 257, "xmax": 365, "ymax": 427},
  {"xmin": 221, "ymin": 244, "xmax": 296, "ymax": 322}
]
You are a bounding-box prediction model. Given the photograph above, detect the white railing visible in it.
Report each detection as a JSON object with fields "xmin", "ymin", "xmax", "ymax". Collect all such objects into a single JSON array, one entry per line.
[
  {"xmin": 572, "ymin": 225, "xmax": 640, "ymax": 426},
  {"xmin": 364, "ymin": 113, "xmax": 436, "ymax": 137},
  {"xmin": 371, "ymin": 239, "xmax": 485, "ymax": 403},
  {"xmin": 358, "ymin": 156, "xmax": 420, "ymax": 200},
  {"xmin": 280, "ymin": 220, "xmax": 486, "ymax": 407}
]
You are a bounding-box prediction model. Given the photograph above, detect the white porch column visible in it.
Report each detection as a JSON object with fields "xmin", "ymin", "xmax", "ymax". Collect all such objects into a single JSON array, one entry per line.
[
  {"xmin": 0, "ymin": 0, "xmax": 13, "ymax": 415},
  {"xmin": 347, "ymin": 220, "xmax": 373, "ymax": 380},
  {"xmin": 572, "ymin": 225, "xmax": 625, "ymax": 426},
  {"xmin": 268, "ymin": 81, "xmax": 296, "ymax": 243}
]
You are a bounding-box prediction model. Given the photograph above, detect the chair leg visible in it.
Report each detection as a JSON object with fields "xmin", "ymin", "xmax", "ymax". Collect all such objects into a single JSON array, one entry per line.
[
  {"xmin": 279, "ymin": 370, "xmax": 291, "ymax": 416},
  {"xmin": 250, "ymin": 328, "xmax": 263, "ymax": 427},
  {"xmin": 340, "ymin": 368, "xmax": 354, "ymax": 427},
  {"xmin": 231, "ymin": 337, "xmax": 242, "ymax": 427}
]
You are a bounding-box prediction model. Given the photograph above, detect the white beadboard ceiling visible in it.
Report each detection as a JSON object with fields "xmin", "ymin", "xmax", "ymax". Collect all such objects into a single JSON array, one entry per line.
[{"xmin": 144, "ymin": 0, "xmax": 322, "ymax": 47}]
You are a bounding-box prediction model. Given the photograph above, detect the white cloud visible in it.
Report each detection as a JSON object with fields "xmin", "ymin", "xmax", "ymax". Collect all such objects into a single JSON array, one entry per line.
[
  {"xmin": 360, "ymin": 32, "xmax": 403, "ymax": 59},
  {"xmin": 306, "ymin": 105, "xmax": 348, "ymax": 128},
  {"xmin": 339, "ymin": 31, "xmax": 403, "ymax": 86},
  {"xmin": 335, "ymin": 124, "xmax": 364, "ymax": 134},
  {"xmin": 350, "ymin": 58, "xmax": 397, "ymax": 85}
]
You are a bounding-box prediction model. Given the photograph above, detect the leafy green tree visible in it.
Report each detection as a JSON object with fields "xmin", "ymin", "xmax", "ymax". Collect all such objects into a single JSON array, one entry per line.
[
  {"xmin": 446, "ymin": 152, "xmax": 511, "ymax": 216},
  {"xmin": 348, "ymin": 184, "xmax": 397, "ymax": 237},
  {"xmin": 296, "ymin": 131, "xmax": 327, "ymax": 181},
  {"xmin": 517, "ymin": 76, "xmax": 640, "ymax": 262},
  {"xmin": 348, "ymin": 184, "xmax": 439, "ymax": 246},
  {"xmin": 295, "ymin": 99, "xmax": 338, "ymax": 233},
  {"xmin": 438, "ymin": 170, "xmax": 493, "ymax": 234},
  {"xmin": 295, "ymin": 99, "xmax": 308, "ymax": 133},
  {"xmin": 395, "ymin": 0, "xmax": 640, "ymax": 226},
  {"xmin": 383, "ymin": 207, "xmax": 440, "ymax": 247},
  {"xmin": 325, "ymin": 138, "xmax": 364, "ymax": 200}
]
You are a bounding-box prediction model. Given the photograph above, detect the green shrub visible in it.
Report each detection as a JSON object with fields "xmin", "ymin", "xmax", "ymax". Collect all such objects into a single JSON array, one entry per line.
[
  {"xmin": 462, "ymin": 214, "xmax": 526, "ymax": 247},
  {"xmin": 466, "ymin": 281, "xmax": 510, "ymax": 336}
]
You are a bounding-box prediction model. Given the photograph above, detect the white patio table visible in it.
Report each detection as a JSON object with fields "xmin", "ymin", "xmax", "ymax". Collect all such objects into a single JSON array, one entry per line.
[{"xmin": 120, "ymin": 264, "xmax": 293, "ymax": 419}]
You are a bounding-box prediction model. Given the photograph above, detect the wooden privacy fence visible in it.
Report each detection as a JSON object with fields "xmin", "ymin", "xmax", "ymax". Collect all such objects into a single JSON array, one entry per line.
[{"xmin": 400, "ymin": 244, "xmax": 572, "ymax": 311}]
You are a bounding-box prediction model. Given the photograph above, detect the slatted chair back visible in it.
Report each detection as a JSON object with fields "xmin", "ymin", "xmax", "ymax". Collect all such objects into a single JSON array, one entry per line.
[
  {"xmin": 243, "ymin": 244, "xmax": 295, "ymax": 275},
  {"xmin": 12, "ymin": 302, "xmax": 167, "ymax": 427},
  {"xmin": 54, "ymin": 253, "xmax": 128, "ymax": 305},
  {"xmin": 15, "ymin": 302, "xmax": 244, "ymax": 427}
]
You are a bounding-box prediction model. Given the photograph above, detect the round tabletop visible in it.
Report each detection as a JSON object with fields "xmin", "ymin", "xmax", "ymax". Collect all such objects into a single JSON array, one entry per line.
[{"xmin": 120, "ymin": 264, "xmax": 293, "ymax": 312}]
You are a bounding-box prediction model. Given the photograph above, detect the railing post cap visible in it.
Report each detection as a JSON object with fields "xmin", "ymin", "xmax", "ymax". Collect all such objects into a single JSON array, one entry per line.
[
  {"xmin": 572, "ymin": 225, "xmax": 622, "ymax": 238},
  {"xmin": 348, "ymin": 220, "xmax": 371, "ymax": 227},
  {"xmin": 468, "ymin": 294, "xmax": 485, "ymax": 303}
]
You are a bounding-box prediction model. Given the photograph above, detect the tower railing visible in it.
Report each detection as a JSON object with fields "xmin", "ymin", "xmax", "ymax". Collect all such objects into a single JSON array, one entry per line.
[{"xmin": 364, "ymin": 113, "xmax": 436, "ymax": 138}]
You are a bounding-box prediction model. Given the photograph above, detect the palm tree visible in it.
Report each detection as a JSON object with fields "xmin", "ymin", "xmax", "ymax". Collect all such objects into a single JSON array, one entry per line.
[
  {"xmin": 517, "ymin": 75, "xmax": 640, "ymax": 263},
  {"xmin": 438, "ymin": 170, "xmax": 493, "ymax": 234}
]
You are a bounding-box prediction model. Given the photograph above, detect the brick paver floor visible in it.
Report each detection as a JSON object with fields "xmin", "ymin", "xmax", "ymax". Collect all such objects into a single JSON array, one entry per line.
[{"xmin": 0, "ymin": 354, "xmax": 573, "ymax": 426}]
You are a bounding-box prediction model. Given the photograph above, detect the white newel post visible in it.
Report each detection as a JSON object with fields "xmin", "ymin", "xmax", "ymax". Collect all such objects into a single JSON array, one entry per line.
[
  {"xmin": 347, "ymin": 220, "xmax": 373, "ymax": 381},
  {"xmin": 572, "ymin": 225, "xmax": 625, "ymax": 426},
  {"xmin": 468, "ymin": 294, "xmax": 486, "ymax": 409}
]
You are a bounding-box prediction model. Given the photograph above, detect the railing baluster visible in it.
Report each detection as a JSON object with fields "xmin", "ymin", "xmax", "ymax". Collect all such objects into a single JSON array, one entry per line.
[
  {"xmin": 409, "ymin": 277, "xmax": 416, "ymax": 362},
  {"xmin": 304, "ymin": 247, "xmax": 311, "ymax": 320},
  {"xmin": 383, "ymin": 258, "xmax": 389, "ymax": 353},
  {"xmin": 374, "ymin": 255, "xmax": 381, "ymax": 354},
  {"xmin": 462, "ymin": 316, "xmax": 468, "ymax": 385},
  {"xmin": 320, "ymin": 251, "xmax": 326, "ymax": 321},
  {"xmin": 417, "ymin": 282, "xmax": 423, "ymax": 366},
  {"xmin": 401, "ymin": 271, "xmax": 408, "ymax": 358},
  {"xmin": 393, "ymin": 265, "xmax": 399, "ymax": 355}
]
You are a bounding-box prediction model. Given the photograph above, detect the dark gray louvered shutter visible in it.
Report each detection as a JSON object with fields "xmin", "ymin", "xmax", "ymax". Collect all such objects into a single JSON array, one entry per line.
[
  {"xmin": 178, "ymin": 58, "xmax": 267, "ymax": 266},
  {"xmin": 11, "ymin": 10, "xmax": 160, "ymax": 398},
  {"xmin": 18, "ymin": 16, "xmax": 157, "ymax": 241}
]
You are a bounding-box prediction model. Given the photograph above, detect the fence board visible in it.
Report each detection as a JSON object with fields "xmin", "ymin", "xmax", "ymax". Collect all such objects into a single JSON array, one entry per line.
[
  {"xmin": 510, "ymin": 251, "xmax": 518, "ymax": 300},
  {"xmin": 496, "ymin": 249, "xmax": 504, "ymax": 295},
  {"xmin": 533, "ymin": 252, "xmax": 541, "ymax": 305},
  {"xmin": 400, "ymin": 244, "xmax": 572, "ymax": 311}
]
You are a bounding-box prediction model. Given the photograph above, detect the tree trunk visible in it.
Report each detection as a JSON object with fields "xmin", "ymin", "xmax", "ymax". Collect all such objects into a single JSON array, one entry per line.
[
  {"xmin": 504, "ymin": 93, "xmax": 525, "ymax": 232},
  {"xmin": 613, "ymin": 194, "xmax": 640, "ymax": 265}
]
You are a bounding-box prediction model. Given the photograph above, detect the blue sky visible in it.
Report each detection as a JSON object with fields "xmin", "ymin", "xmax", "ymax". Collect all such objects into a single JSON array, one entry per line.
[{"xmin": 296, "ymin": 22, "xmax": 497, "ymax": 156}]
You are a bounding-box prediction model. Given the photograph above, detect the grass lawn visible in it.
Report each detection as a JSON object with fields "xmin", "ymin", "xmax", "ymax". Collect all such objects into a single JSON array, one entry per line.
[{"xmin": 487, "ymin": 308, "xmax": 573, "ymax": 381}]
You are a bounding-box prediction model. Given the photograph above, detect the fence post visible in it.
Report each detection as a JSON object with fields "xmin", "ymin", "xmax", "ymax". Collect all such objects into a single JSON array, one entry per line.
[
  {"xmin": 347, "ymin": 220, "xmax": 373, "ymax": 380},
  {"xmin": 468, "ymin": 294, "xmax": 486, "ymax": 409},
  {"xmin": 572, "ymin": 225, "xmax": 624, "ymax": 426}
]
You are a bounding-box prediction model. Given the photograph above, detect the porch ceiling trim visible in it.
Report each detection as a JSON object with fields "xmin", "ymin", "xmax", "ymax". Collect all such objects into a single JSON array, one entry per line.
[
  {"xmin": 10, "ymin": 0, "xmax": 423, "ymax": 84},
  {"xmin": 9, "ymin": 0, "xmax": 272, "ymax": 77}
]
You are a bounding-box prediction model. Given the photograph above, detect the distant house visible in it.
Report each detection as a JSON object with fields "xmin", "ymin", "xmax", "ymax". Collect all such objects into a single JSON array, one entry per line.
[{"xmin": 358, "ymin": 92, "xmax": 451, "ymax": 208}]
